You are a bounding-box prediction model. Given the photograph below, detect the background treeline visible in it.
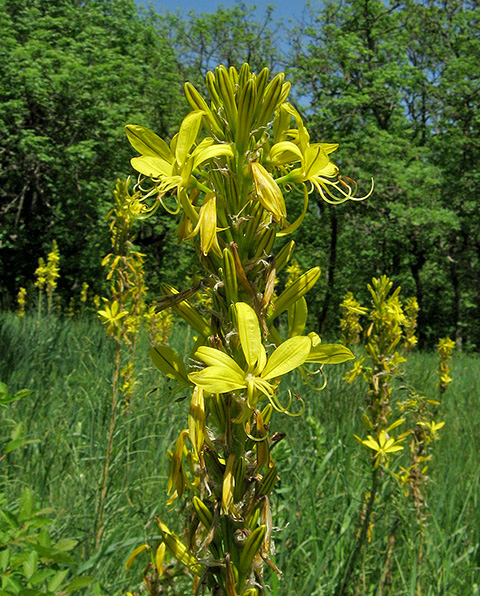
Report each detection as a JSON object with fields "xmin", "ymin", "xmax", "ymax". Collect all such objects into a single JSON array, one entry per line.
[{"xmin": 1, "ymin": 0, "xmax": 479, "ymax": 348}]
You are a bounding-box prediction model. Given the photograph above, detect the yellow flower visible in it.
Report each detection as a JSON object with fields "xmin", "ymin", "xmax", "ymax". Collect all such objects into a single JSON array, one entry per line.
[
  {"xmin": 98, "ymin": 300, "xmax": 128, "ymax": 336},
  {"xmin": 271, "ymin": 104, "xmax": 373, "ymax": 204},
  {"xmin": 357, "ymin": 429, "xmax": 405, "ymax": 469},
  {"xmin": 126, "ymin": 113, "xmax": 233, "ymax": 213},
  {"xmin": 188, "ymin": 302, "xmax": 311, "ymax": 411}
]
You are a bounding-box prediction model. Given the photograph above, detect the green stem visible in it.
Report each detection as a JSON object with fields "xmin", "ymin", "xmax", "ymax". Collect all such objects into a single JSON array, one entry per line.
[{"xmin": 335, "ymin": 466, "xmax": 379, "ymax": 596}]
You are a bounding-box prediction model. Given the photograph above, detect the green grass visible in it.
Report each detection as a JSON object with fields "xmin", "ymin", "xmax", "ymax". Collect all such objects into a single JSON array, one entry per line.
[{"xmin": 1, "ymin": 313, "xmax": 479, "ymax": 595}]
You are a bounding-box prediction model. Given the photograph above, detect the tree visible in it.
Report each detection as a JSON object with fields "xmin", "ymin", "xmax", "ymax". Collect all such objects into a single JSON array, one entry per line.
[
  {"xmin": 0, "ymin": 0, "xmax": 184, "ymax": 305},
  {"xmin": 157, "ymin": 1, "xmax": 283, "ymax": 88},
  {"xmin": 289, "ymin": 0, "xmax": 463, "ymax": 345}
]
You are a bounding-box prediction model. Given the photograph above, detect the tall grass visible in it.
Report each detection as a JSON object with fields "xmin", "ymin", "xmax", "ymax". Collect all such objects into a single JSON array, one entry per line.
[{"xmin": 1, "ymin": 313, "xmax": 479, "ymax": 594}]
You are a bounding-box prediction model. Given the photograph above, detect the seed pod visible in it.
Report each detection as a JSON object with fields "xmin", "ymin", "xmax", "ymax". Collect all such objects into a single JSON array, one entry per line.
[
  {"xmin": 269, "ymin": 267, "xmax": 321, "ymax": 323},
  {"xmin": 236, "ymin": 78, "xmax": 257, "ymax": 152},
  {"xmin": 193, "ymin": 496, "xmax": 213, "ymax": 529},
  {"xmin": 222, "ymin": 248, "xmax": 238, "ymax": 305},
  {"xmin": 257, "ymin": 464, "xmax": 278, "ymax": 497},
  {"xmin": 238, "ymin": 525, "xmax": 267, "ymax": 576},
  {"xmin": 215, "ymin": 65, "xmax": 237, "ymax": 131},
  {"xmin": 184, "ymin": 82, "xmax": 223, "ymax": 138},
  {"xmin": 256, "ymin": 73, "xmax": 285, "ymax": 128},
  {"xmin": 274, "ymin": 240, "xmax": 295, "ymax": 273}
]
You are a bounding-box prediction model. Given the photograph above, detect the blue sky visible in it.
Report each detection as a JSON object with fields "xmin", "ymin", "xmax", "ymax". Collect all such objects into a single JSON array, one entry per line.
[{"xmin": 135, "ymin": 0, "xmax": 306, "ymax": 22}]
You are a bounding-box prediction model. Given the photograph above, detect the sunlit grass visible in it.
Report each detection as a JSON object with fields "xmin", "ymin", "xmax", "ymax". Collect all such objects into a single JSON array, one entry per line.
[{"xmin": 1, "ymin": 313, "xmax": 479, "ymax": 595}]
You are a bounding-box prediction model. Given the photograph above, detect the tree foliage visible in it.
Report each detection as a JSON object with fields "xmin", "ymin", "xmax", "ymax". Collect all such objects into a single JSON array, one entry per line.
[
  {"xmin": 0, "ymin": 0, "xmax": 183, "ymax": 302},
  {"xmin": 1, "ymin": 0, "xmax": 480, "ymax": 347}
]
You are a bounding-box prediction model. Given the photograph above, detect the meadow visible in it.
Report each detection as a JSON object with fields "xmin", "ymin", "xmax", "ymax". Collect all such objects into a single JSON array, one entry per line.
[{"xmin": 1, "ymin": 312, "xmax": 479, "ymax": 595}]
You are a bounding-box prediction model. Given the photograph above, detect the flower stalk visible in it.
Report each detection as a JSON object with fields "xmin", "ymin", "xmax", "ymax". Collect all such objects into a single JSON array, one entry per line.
[{"xmin": 124, "ymin": 64, "xmax": 365, "ymax": 595}]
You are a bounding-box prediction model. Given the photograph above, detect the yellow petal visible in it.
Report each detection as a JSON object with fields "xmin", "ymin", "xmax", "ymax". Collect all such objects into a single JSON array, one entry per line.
[
  {"xmin": 130, "ymin": 155, "xmax": 172, "ymax": 178},
  {"xmin": 192, "ymin": 142, "xmax": 234, "ymax": 171},
  {"xmin": 261, "ymin": 336, "xmax": 311, "ymax": 380},
  {"xmin": 250, "ymin": 162, "xmax": 286, "ymax": 219},
  {"xmin": 305, "ymin": 144, "xmax": 330, "ymax": 177},
  {"xmin": 125, "ymin": 124, "xmax": 172, "ymax": 162},
  {"xmin": 236, "ymin": 302, "xmax": 267, "ymax": 373},
  {"xmin": 176, "ymin": 110, "xmax": 204, "ymax": 167},
  {"xmin": 305, "ymin": 343, "xmax": 355, "ymax": 364},
  {"xmin": 195, "ymin": 346, "xmax": 244, "ymax": 376},
  {"xmin": 188, "ymin": 366, "xmax": 246, "ymax": 394},
  {"xmin": 198, "ymin": 194, "xmax": 218, "ymax": 255}
]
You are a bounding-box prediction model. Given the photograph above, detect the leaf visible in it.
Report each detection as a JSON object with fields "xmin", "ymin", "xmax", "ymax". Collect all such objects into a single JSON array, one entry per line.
[
  {"xmin": 63, "ymin": 576, "xmax": 95, "ymax": 593},
  {"xmin": 53, "ymin": 538, "xmax": 78, "ymax": 552},
  {"xmin": 150, "ymin": 345, "xmax": 189, "ymax": 384},
  {"xmin": 305, "ymin": 343, "xmax": 355, "ymax": 364},
  {"xmin": 22, "ymin": 550, "xmax": 39, "ymax": 580},
  {"xmin": 236, "ymin": 303, "xmax": 267, "ymax": 372},
  {"xmin": 261, "ymin": 336, "xmax": 311, "ymax": 380},
  {"xmin": 4, "ymin": 438, "xmax": 40, "ymax": 455},
  {"xmin": 47, "ymin": 569, "xmax": 70, "ymax": 592},
  {"xmin": 18, "ymin": 488, "xmax": 34, "ymax": 521},
  {"xmin": 0, "ymin": 509, "xmax": 19, "ymax": 529}
]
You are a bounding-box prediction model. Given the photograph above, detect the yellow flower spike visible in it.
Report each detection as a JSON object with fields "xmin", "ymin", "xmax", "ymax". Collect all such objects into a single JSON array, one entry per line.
[{"xmin": 250, "ymin": 162, "xmax": 286, "ymax": 221}]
